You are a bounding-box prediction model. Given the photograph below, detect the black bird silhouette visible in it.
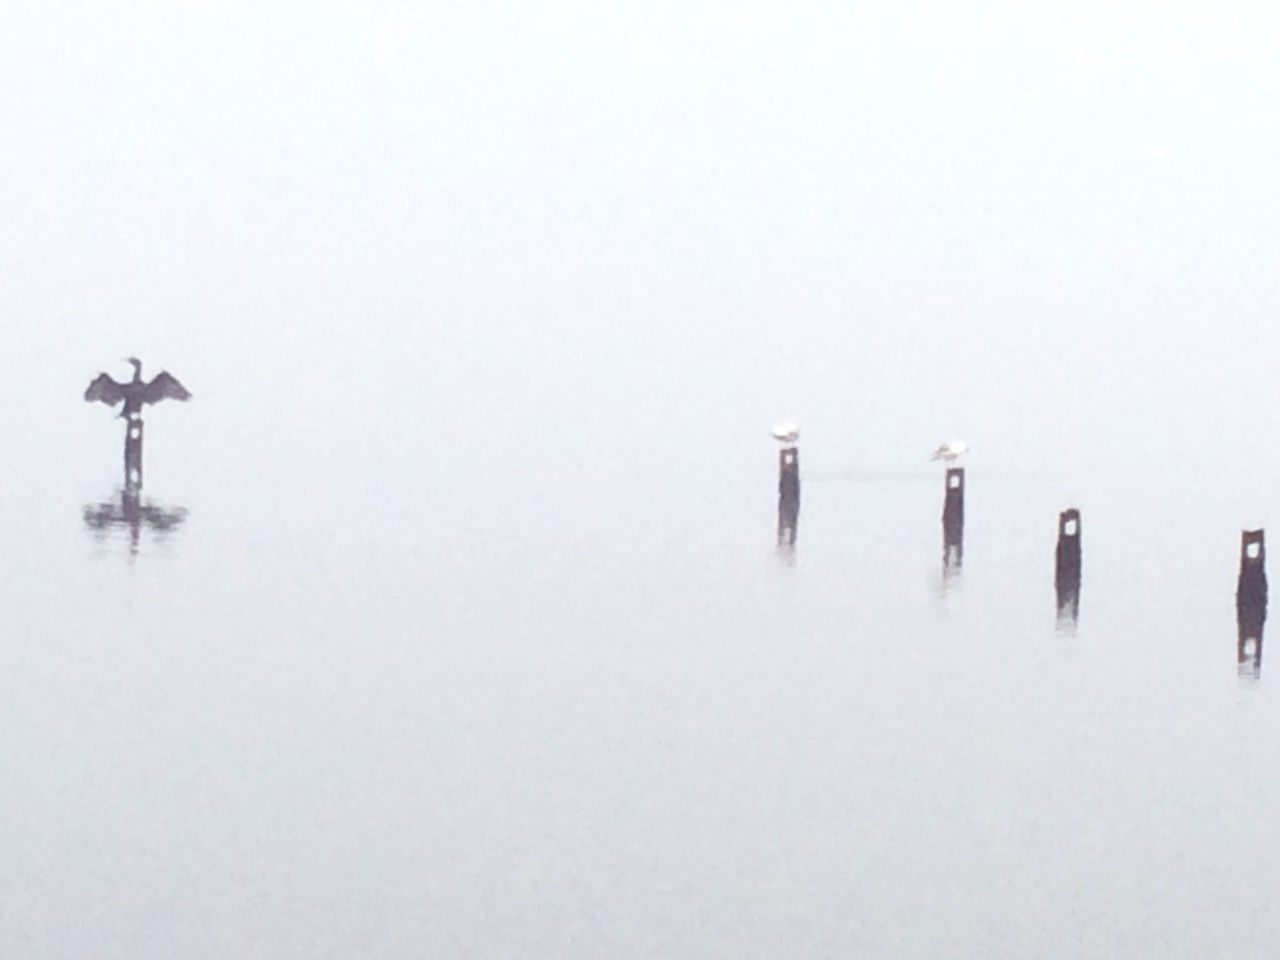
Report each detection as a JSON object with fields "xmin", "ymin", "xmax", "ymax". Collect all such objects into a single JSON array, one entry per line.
[{"xmin": 84, "ymin": 357, "xmax": 191, "ymax": 419}]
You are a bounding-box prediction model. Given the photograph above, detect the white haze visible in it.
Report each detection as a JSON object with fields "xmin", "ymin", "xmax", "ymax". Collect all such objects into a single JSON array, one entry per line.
[{"xmin": 3, "ymin": 2, "xmax": 1280, "ymax": 957}]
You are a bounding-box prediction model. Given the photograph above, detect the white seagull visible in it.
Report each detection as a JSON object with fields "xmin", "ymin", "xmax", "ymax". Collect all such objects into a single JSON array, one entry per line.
[
  {"xmin": 771, "ymin": 422, "xmax": 800, "ymax": 446},
  {"xmin": 931, "ymin": 440, "xmax": 969, "ymax": 464}
]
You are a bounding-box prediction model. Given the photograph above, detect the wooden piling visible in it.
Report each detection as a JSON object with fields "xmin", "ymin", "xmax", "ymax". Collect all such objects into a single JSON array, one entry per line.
[
  {"xmin": 777, "ymin": 446, "xmax": 799, "ymax": 546},
  {"xmin": 1237, "ymin": 529, "xmax": 1267, "ymax": 677},
  {"xmin": 942, "ymin": 467, "xmax": 964, "ymax": 570},
  {"xmin": 1055, "ymin": 508, "xmax": 1082, "ymax": 625},
  {"xmin": 124, "ymin": 415, "xmax": 143, "ymax": 494}
]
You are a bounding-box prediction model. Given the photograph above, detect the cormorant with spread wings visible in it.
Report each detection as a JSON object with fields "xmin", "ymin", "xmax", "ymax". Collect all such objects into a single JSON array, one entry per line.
[{"xmin": 85, "ymin": 357, "xmax": 192, "ymax": 419}]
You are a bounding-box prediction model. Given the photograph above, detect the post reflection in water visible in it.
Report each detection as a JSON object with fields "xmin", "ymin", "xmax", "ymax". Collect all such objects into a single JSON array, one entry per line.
[
  {"xmin": 942, "ymin": 467, "xmax": 964, "ymax": 580},
  {"xmin": 83, "ymin": 489, "xmax": 188, "ymax": 557},
  {"xmin": 1055, "ymin": 508, "xmax": 1082, "ymax": 631},
  {"xmin": 1236, "ymin": 529, "xmax": 1267, "ymax": 679}
]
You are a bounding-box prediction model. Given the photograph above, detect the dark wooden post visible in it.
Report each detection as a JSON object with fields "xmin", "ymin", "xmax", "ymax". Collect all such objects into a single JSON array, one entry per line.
[
  {"xmin": 1055, "ymin": 508, "xmax": 1082, "ymax": 626},
  {"xmin": 124, "ymin": 414, "xmax": 143, "ymax": 494},
  {"xmin": 942, "ymin": 467, "xmax": 964, "ymax": 571},
  {"xmin": 1237, "ymin": 529, "xmax": 1267, "ymax": 678},
  {"xmin": 777, "ymin": 445, "xmax": 799, "ymax": 546}
]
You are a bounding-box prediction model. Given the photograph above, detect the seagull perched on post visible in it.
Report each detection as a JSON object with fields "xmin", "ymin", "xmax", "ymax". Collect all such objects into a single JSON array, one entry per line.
[
  {"xmin": 931, "ymin": 440, "xmax": 968, "ymax": 464},
  {"xmin": 85, "ymin": 357, "xmax": 191, "ymax": 420},
  {"xmin": 771, "ymin": 422, "xmax": 800, "ymax": 448}
]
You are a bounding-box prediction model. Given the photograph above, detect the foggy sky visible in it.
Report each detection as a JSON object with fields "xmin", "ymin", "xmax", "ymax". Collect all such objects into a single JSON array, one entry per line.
[
  {"xmin": 4, "ymin": 4, "xmax": 1280, "ymax": 957},
  {"xmin": 5, "ymin": 2, "xmax": 1279, "ymax": 496}
]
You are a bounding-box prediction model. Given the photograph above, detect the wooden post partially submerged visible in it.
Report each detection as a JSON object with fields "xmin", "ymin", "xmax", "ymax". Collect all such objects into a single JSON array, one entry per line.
[
  {"xmin": 942, "ymin": 467, "xmax": 964, "ymax": 572},
  {"xmin": 83, "ymin": 358, "xmax": 191, "ymax": 557},
  {"xmin": 1237, "ymin": 529, "xmax": 1267, "ymax": 678},
  {"xmin": 1055, "ymin": 508, "xmax": 1082, "ymax": 628},
  {"xmin": 771, "ymin": 422, "xmax": 800, "ymax": 549},
  {"xmin": 777, "ymin": 445, "xmax": 800, "ymax": 547}
]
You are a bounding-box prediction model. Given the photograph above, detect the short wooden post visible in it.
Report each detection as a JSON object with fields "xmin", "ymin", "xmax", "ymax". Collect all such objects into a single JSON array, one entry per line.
[
  {"xmin": 942, "ymin": 467, "xmax": 964, "ymax": 570},
  {"xmin": 1055, "ymin": 508, "xmax": 1082, "ymax": 626},
  {"xmin": 777, "ymin": 445, "xmax": 799, "ymax": 546},
  {"xmin": 1237, "ymin": 529, "xmax": 1267, "ymax": 677}
]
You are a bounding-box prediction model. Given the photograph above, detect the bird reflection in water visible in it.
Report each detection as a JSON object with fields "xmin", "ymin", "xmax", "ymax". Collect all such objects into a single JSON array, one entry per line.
[
  {"xmin": 83, "ymin": 489, "xmax": 187, "ymax": 557},
  {"xmin": 1236, "ymin": 529, "xmax": 1267, "ymax": 680}
]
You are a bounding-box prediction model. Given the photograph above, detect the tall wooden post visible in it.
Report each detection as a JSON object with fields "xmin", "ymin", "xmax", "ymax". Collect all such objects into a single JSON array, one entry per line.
[
  {"xmin": 124, "ymin": 414, "xmax": 144, "ymax": 494},
  {"xmin": 777, "ymin": 445, "xmax": 799, "ymax": 547},
  {"xmin": 1055, "ymin": 508, "xmax": 1082, "ymax": 627},
  {"xmin": 942, "ymin": 467, "xmax": 964, "ymax": 571},
  {"xmin": 1237, "ymin": 529, "xmax": 1267, "ymax": 678}
]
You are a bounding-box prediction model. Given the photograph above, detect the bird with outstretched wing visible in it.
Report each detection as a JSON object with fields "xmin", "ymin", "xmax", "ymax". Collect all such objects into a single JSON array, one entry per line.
[
  {"xmin": 84, "ymin": 357, "xmax": 192, "ymax": 418},
  {"xmin": 84, "ymin": 373, "xmax": 126, "ymax": 407},
  {"xmin": 143, "ymin": 371, "xmax": 192, "ymax": 405}
]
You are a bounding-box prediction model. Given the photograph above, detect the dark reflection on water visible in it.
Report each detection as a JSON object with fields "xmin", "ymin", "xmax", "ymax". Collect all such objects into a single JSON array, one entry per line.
[
  {"xmin": 83, "ymin": 488, "xmax": 188, "ymax": 556},
  {"xmin": 776, "ymin": 502, "xmax": 798, "ymax": 549},
  {"xmin": 1238, "ymin": 632, "xmax": 1264, "ymax": 681},
  {"xmin": 1237, "ymin": 529, "xmax": 1267, "ymax": 680}
]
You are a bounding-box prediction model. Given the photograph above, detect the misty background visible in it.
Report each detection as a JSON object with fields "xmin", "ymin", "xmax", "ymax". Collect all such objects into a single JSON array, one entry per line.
[{"xmin": 3, "ymin": 2, "xmax": 1280, "ymax": 957}]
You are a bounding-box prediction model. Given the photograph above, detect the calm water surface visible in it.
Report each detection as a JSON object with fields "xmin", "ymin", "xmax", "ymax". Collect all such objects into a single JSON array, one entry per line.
[{"xmin": 2, "ymin": 399, "xmax": 1277, "ymax": 960}]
